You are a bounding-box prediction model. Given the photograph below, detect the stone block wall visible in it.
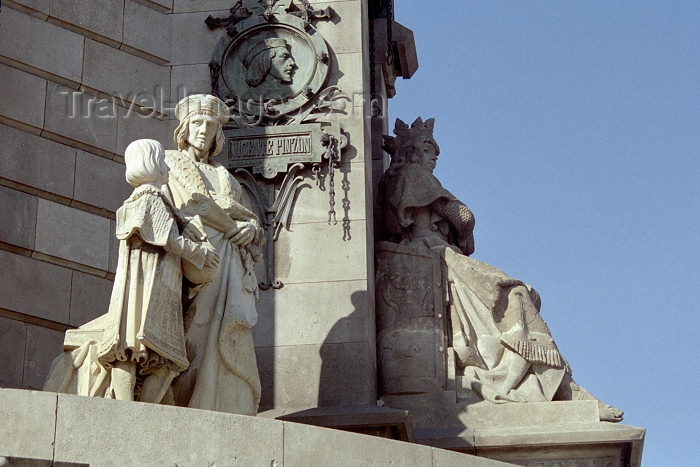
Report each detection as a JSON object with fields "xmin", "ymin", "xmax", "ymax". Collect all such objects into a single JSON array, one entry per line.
[
  {"xmin": 0, "ymin": 0, "xmax": 383, "ymax": 410},
  {"xmin": 247, "ymin": 0, "xmax": 379, "ymax": 411}
]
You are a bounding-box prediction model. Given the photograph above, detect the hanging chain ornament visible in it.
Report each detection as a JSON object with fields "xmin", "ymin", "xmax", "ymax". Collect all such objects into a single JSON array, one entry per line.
[{"xmin": 321, "ymin": 133, "xmax": 341, "ymax": 224}]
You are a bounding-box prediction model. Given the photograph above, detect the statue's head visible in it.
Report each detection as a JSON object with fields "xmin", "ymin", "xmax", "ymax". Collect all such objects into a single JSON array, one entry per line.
[
  {"xmin": 382, "ymin": 117, "xmax": 440, "ymax": 170},
  {"xmin": 243, "ymin": 38, "xmax": 296, "ymax": 87},
  {"xmin": 124, "ymin": 139, "xmax": 168, "ymax": 188},
  {"xmin": 174, "ymin": 94, "xmax": 230, "ymax": 158}
]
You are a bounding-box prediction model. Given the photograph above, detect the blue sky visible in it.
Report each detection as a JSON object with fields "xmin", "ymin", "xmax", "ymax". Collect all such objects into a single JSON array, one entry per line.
[{"xmin": 391, "ymin": 2, "xmax": 700, "ymax": 465}]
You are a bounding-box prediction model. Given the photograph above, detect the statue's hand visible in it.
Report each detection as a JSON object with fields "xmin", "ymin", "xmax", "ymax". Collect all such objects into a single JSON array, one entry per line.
[
  {"xmin": 225, "ymin": 221, "xmax": 256, "ymax": 247},
  {"xmin": 204, "ymin": 248, "xmax": 220, "ymax": 269},
  {"xmin": 183, "ymin": 220, "xmax": 207, "ymax": 242}
]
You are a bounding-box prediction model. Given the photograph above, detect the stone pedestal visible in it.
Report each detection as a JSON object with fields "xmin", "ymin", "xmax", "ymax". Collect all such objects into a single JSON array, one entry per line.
[
  {"xmin": 0, "ymin": 388, "xmax": 510, "ymax": 467},
  {"xmin": 268, "ymin": 404, "xmax": 415, "ymax": 442},
  {"xmin": 374, "ymin": 243, "xmax": 645, "ymax": 466},
  {"xmin": 375, "ymin": 241, "xmax": 448, "ymax": 398},
  {"xmin": 389, "ymin": 398, "xmax": 645, "ymax": 467}
]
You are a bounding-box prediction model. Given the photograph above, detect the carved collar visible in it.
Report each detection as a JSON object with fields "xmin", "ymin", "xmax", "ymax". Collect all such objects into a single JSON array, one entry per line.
[{"xmin": 165, "ymin": 150, "xmax": 237, "ymax": 202}]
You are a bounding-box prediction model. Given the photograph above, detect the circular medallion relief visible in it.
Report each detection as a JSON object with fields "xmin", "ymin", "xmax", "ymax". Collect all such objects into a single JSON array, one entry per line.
[{"xmin": 213, "ymin": 14, "xmax": 330, "ymax": 118}]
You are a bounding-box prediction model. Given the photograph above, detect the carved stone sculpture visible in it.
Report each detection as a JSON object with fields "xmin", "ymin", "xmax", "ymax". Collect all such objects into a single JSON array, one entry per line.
[
  {"xmin": 44, "ymin": 140, "xmax": 219, "ymax": 403},
  {"xmin": 164, "ymin": 94, "xmax": 265, "ymax": 416},
  {"xmin": 242, "ymin": 37, "xmax": 297, "ymax": 99},
  {"xmin": 45, "ymin": 96, "xmax": 265, "ymax": 417},
  {"xmin": 376, "ymin": 118, "xmax": 623, "ymax": 422},
  {"xmin": 209, "ymin": 0, "xmax": 333, "ymax": 120},
  {"xmin": 376, "ymin": 243, "xmax": 448, "ymax": 397}
]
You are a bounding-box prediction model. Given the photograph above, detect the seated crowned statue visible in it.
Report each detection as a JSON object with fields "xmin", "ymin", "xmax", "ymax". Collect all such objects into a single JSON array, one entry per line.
[{"xmin": 378, "ymin": 118, "xmax": 623, "ymax": 422}]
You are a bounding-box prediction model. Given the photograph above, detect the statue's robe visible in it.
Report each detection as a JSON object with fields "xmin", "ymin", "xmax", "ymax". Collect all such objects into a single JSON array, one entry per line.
[
  {"xmin": 379, "ymin": 162, "xmax": 569, "ymax": 403},
  {"xmin": 44, "ymin": 186, "xmax": 207, "ymax": 397},
  {"xmin": 164, "ymin": 149, "xmax": 262, "ymax": 416}
]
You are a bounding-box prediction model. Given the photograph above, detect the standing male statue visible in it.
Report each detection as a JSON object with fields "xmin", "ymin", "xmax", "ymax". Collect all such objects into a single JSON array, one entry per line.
[
  {"xmin": 45, "ymin": 95, "xmax": 265, "ymax": 417},
  {"xmin": 165, "ymin": 94, "xmax": 264, "ymax": 415}
]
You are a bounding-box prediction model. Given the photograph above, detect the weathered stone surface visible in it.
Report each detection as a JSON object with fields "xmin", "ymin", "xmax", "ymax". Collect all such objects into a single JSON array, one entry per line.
[
  {"xmin": 253, "ymin": 280, "xmax": 369, "ymax": 348},
  {"xmin": 69, "ymin": 271, "xmax": 113, "ymax": 327},
  {"xmin": 0, "ymin": 64, "xmax": 47, "ymax": 129},
  {"xmin": 172, "ymin": 0, "xmax": 230, "ymax": 13},
  {"xmin": 123, "ymin": 0, "xmax": 171, "ymax": 61},
  {"xmin": 169, "ymin": 11, "xmax": 227, "ymax": 65},
  {"xmin": 472, "ymin": 422, "xmax": 645, "ymax": 467},
  {"xmin": 275, "ymin": 162, "xmax": 367, "ymax": 225},
  {"xmin": 0, "ymin": 124, "xmax": 76, "ymax": 198},
  {"xmin": 8, "ymin": 0, "xmax": 51, "ymax": 17},
  {"xmin": 283, "ymin": 421, "xmax": 433, "ymax": 467},
  {"xmin": 53, "ymin": 394, "xmax": 284, "ymax": 466},
  {"xmin": 0, "ymin": 317, "xmax": 28, "ymax": 388},
  {"xmin": 115, "ymin": 106, "xmax": 172, "ymax": 156},
  {"xmin": 0, "ymin": 389, "xmax": 510, "ymax": 466},
  {"xmin": 413, "ymin": 401, "xmax": 645, "ymax": 466},
  {"xmin": 74, "ymin": 150, "xmax": 131, "ymax": 213},
  {"xmin": 273, "ymin": 404, "xmax": 415, "ymax": 442},
  {"xmin": 170, "ymin": 64, "xmax": 211, "ymax": 104},
  {"xmin": 43, "ymin": 82, "xmax": 119, "ymax": 155},
  {"xmin": 256, "ymin": 342, "xmax": 374, "ymax": 410},
  {"xmin": 328, "ymin": 51, "xmax": 365, "ymax": 97},
  {"xmin": 23, "ymin": 325, "xmax": 65, "ymax": 389},
  {"xmin": 0, "ymin": 389, "xmax": 57, "ymax": 462},
  {"xmin": 432, "ymin": 447, "xmax": 512, "ymax": 466},
  {"xmin": 375, "ymin": 243, "xmax": 446, "ymax": 398},
  {"xmin": 0, "ymin": 8, "xmax": 84, "ymax": 85},
  {"xmin": 313, "ymin": 1, "xmax": 363, "ymax": 55},
  {"xmin": 148, "ymin": 0, "xmax": 173, "ymax": 11},
  {"xmin": 473, "ymin": 418, "xmax": 645, "ymax": 448},
  {"xmin": 0, "ymin": 250, "xmax": 72, "ymax": 323},
  {"xmin": 82, "ymin": 39, "xmax": 170, "ymax": 114},
  {"xmin": 272, "ymin": 220, "xmax": 368, "ymax": 284},
  {"xmin": 465, "ymin": 400, "xmax": 600, "ymax": 427},
  {"xmin": 34, "ymin": 198, "xmax": 111, "ymax": 271},
  {"xmin": 0, "ymin": 186, "xmax": 38, "ymax": 250},
  {"xmin": 49, "ymin": 0, "xmax": 125, "ymax": 44}
]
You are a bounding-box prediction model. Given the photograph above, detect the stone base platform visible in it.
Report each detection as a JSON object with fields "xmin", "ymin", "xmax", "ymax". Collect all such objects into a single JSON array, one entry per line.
[
  {"xmin": 261, "ymin": 404, "xmax": 415, "ymax": 442},
  {"xmin": 0, "ymin": 388, "xmax": 508, "ymax": 466},
  {"xmin": 385, "ymin": 396, "xmax": 645, "ymax": 466}
]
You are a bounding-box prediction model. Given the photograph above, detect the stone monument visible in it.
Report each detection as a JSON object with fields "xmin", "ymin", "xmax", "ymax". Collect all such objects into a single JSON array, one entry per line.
[
  {"xmin": 0, "ymin": 0, "xmax": 644, "ymax": 465},
  {"xmin": 376, "ymin": 117, "xmax": 622, "ymax": 422},
  {"xmin": 374, "ymin": 118, "xmax": 643, "ymax": 465},
  {"xmin": 44, "ymin": 95, "xmax": 267, "ymax": 416},
  {"xmin": 43, "ymin": 138, "xmax": 221, "ymax": 404}
]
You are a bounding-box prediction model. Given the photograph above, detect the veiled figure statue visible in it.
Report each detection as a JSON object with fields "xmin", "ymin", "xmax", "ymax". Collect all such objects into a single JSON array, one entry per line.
[
  {"xmin": 377, "ymin": 118, "xmax": 623, "ymax": 422},
  {"xmin": 164, "ymin": 94, "xmax": 265, "ymax": 415}
]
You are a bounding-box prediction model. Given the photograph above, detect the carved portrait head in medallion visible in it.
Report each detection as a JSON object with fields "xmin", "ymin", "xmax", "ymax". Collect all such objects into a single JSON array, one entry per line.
[{"xmin": 243, "ymin": 38, "xmax": 297, "ymax": 88}]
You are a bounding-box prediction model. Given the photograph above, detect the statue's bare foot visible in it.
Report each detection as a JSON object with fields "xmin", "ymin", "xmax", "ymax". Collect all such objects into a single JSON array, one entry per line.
[
  {"xmin": 598, "ymin": 402, "xmax": 624, "ymax": 423},
  {"xmin": 557, "ymin": 375, "xmax": 624, "ymax": 422}
]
